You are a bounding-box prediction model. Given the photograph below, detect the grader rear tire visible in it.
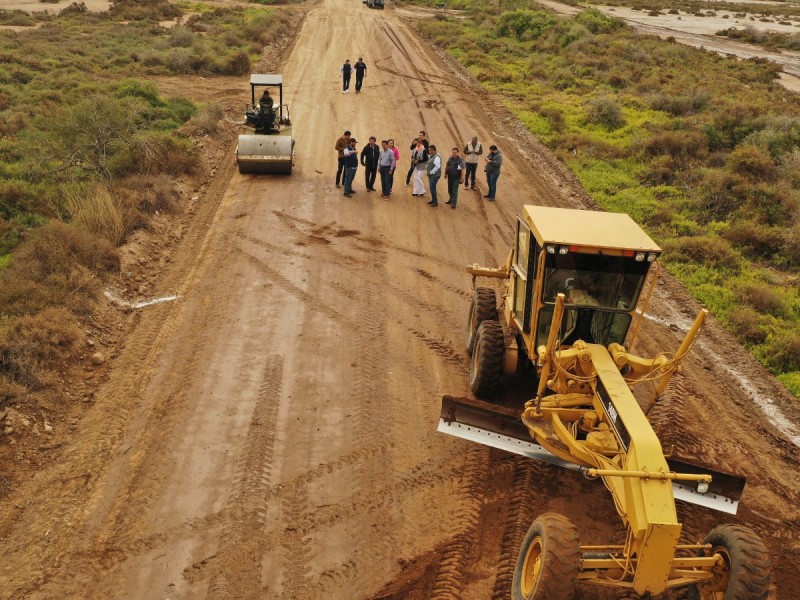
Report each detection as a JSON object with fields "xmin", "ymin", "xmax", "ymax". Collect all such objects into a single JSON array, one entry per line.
[
  {"xmin": 687, "ymin": 524, "xmax": 771, "ymax": 600},
  {"xmin": 512, "ymin": 513, "xmax": 580, "ymax": 600},
  {"xmin": 470, "ymin": 320, "xmax": 504, "ymax": 398},
  {"xmin": 465, "ymin": 288, "xmax": 498, "ymax": 356}
]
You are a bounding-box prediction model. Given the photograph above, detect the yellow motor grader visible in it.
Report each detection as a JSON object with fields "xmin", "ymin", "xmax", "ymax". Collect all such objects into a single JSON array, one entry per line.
[{"xmin": 439, "ymin": 205, "xmax": 771, "ymax": 599}]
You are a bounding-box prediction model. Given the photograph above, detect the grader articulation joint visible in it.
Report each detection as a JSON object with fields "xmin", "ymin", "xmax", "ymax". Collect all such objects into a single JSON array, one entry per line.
[{"xmin": 439, "ymin": 206, "xmax": 771, "ymax": 599}]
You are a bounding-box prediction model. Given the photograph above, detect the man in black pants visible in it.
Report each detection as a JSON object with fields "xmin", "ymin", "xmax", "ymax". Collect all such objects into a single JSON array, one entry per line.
[
  {"xmin": 340, "ymin": 59, "xmax": 353, "ymax": 93},
  {"xmin": 360, "ymin": 136, "xmax": 380, "ymax": 192},
  {"xmin": 405, "ymin": 131, "xmax": 429, "ymax": 186},
  {"xmin": 335, "ymin": 130, "xmax": 352, "ymax": 188},
  {"xmin": 354, "ymin": 58, "xmax": 367, "ymax": 93}
]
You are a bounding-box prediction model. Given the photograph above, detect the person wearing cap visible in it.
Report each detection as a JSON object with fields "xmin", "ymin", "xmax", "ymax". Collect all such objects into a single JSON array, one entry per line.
[
  {"xmin": 335, "ymin": 130, "xmax": 351, "ymax": 188},
  {"xmin": 343, "ymin": 138, "xmax": 359, "ymax": 197}
]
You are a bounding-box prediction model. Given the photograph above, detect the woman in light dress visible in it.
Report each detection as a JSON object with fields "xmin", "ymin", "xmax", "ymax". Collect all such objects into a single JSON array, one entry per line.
[{"xmin": 411, "ymin": 140, "xmax": 428, "ymax": 196}]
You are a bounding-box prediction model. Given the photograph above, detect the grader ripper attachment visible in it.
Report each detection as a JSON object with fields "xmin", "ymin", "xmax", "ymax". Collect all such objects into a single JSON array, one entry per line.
[
  {"xmin": 439, "ymin": 206, "xmax": 771, "ymax": 599},
  {"xmin": 236, "ymin": 74, "xmax": 294, "ymax": 175}
]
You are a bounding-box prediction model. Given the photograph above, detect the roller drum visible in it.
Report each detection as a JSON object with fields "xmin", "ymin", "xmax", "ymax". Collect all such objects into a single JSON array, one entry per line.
[{"xmin": 236, "ymin": 135, "xmax": 294, "ymax": 174}]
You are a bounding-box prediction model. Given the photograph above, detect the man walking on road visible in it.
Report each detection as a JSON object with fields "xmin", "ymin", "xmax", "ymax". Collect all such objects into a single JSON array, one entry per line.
[
  {"xmin": 444, "ymin": 147, "xmax": 465, "ymax": 208},
  {"xmin": 378, "ymin": 140, "xmax": 396, "ymax": 197},
  {"xmin": 426, "ymin": 145, "xmax": 442, "ymax": 207},
  {"xmin": 354, "ymin": 58, "xmax": 367, "ymax": 93},
  {"xmin": 340, "ymin": 59, "xmax": 353, "ymax": 93},
  {"xmin": 484, "ymin": 144, "xmax": 503, "ymax": 201},
  {"xmin": 335, "ymin": 130, "xmax": 352, "ymax": 188},
  {"xmin": 343, "ymin": 138, "xmax": 359, "ymax": 197},
  {"xmin": 360, "ymin": 136, "xmax": 380, "ymax": 191},
  {"xmin": 463, "ymin": 136, "xmax": 482, "ymax": 190}
]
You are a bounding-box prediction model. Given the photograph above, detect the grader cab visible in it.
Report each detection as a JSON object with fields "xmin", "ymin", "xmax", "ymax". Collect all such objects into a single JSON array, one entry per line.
[{"xmin": 440, "ymin": 206, "xmax": 771, "ymax": 599}]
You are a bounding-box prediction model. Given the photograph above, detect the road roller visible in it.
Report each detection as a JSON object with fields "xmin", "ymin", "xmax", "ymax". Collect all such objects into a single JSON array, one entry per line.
[{"xmin": 236, "ymin": 74, "xmax": 294, "ymax": 175}]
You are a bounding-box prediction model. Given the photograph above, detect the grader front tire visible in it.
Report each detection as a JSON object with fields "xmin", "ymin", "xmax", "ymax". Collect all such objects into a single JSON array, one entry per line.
[
  {"xmin": 466, "ymin": 287, "xmax": 498, "ymax": 356},
  {"xmin": 688, "ymin": 524, "xmax": 771, "ymax": 600},
  {"xmin": 512, "ymin": 513, "xmax": 580, "ymax": 600},
  {"xmin": 470, "ymin": 320, "xmax": 505, "ymax": 398}
]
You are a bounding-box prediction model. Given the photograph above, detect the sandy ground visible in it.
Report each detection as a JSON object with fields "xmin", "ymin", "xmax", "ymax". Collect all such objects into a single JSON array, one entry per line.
[{"xmin": 0, "ymin": 0, "xmax": 799, "ymax": 598}]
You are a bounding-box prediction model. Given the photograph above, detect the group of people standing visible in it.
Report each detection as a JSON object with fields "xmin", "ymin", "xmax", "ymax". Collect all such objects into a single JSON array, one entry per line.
[{"xmin": 334, "ymin": 129, "xmax": 504, "ymax": 205}]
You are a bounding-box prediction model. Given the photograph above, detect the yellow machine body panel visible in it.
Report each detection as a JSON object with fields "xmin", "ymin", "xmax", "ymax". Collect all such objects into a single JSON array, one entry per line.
[{"xmin": 522, "ymin": 205, "xmax": 661, "ymax": 253}]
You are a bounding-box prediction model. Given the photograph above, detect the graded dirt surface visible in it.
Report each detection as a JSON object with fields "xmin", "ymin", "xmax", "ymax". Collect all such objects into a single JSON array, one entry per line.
[{"xmin": 1, "ymin": 0, "xmax": 799, "ymax": 598}]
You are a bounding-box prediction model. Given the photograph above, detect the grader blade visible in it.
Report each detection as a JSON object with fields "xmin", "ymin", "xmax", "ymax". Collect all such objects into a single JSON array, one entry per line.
[
  {"xmin": 438, "ymin": 396, "xmax": 578, "ymax": 471},
  {"xmin": 439, "ymin": 396, "xmax": 746, "ymax": 515},
  {"xmin": 665, "ymin": 456, "xmax": 746, "ymax": 515}
]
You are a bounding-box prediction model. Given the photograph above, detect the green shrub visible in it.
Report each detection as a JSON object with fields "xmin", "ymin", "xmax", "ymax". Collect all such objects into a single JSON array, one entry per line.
[
  {"xmin": 495, "ymin": 10, "xmax": 556, "ymax": 41},
  {"xmin": 728, "ymin": 305, "xmax": 768, "ymax": 345},
  {"xmin": 220, "ymin": 50, "xmax": 251, "ymax": 76},
  {"xmin": 662, "ymin": 235, "xmax": 740, "ymax": 268},
  {"xmin": 574, "ymin": 9, "xmax": 622, "ymax": 34},
  {"xmin": 735, "ymin": 280, "xmax": 787, "ymax": 316},
  {"xmin": 728, "ymin": 144, "xmax": 776, "ymax": 180},
  {"xmin": 723, "ymin": 220, "xmax": 782, "ymax": 258},
  {"xmin": 693, "ymin": 169, "xmax": 746, "ymax": 220},
  {"xmin": 585, "ymin": 96, "xmax": 625, "ymax": 130},
  {"xmin": 763, "ymin": 328, "xmax": 800, "ymax": 373},
  {"xmin": 777, "ymin": 372, "xmax": 800, "ymax": 397},
  {"xmin": 642, "ymin": 130, "xmax": 708, "ymax": 162}
]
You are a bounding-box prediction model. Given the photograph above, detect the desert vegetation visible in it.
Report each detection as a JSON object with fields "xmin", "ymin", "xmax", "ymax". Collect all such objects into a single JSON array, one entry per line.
[
  {"xmin": 417, "ymin": 2, "xmax": 800, "ymax": 397},
  {"xmin": 0, "ymin": 0, "xmax": 291, "ymax": 410}
]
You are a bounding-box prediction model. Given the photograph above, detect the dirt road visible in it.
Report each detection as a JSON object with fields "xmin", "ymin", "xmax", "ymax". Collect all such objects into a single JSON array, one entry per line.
[{"xmin": 1, "ymin": 0, "xmax": 799, "ymax": 598}]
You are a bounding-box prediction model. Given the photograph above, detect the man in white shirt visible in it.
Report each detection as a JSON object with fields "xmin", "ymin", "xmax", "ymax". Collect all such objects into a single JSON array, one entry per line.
[{"xmin": 463, "ymin": 136, "xmax": 482, "ymax": 190}]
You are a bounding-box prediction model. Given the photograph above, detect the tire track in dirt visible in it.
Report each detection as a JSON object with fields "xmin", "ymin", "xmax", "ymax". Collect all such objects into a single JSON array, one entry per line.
[
  {"xmin": 490, "ymin": 458, "xmax": 538, "ymax": 599},
  {"xmin": 413, "ymin": 267, "xmax": 472, "ymax": 299},
  {"xmin": 235, "ymin": 246, "xmax": 348, "ymax": 325},
  {"xmin": 428, "ymin": 443, "xmax": 491, "ymax": 600},
  {"xmin": 206, "ymin": 354, "xmax": 284, "ymax": 599},
  {"xmin": 280, "ymin": 485, "xmax": 314, "ymax": 598}
]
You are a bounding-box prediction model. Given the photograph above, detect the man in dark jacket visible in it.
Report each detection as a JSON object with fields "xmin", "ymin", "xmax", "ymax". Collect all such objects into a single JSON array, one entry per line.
[
  {"xmin": 484, "ymin": 145, "xmax": 503, "ymax": 200},
  {"xmin": 360, "ymin": 136, "xmax": 380, "ymax": 192},
  {"xmin": 340, "ymin": 60, "xmax": 353, "ymax": 93},
  {"xmin": 343, "ymin": 138, "xmax": 359, "ymax": 197},
  {"xmin": 444, "ymin": 147, "xmax": 465, "ymax": 208},
  {"xmin": 354, "ymin": 58, "xmax": 367, "ymax": 93},
  {"xmin": 405, "ymin": 130, "xmax": 429, "ymax": 186}
]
